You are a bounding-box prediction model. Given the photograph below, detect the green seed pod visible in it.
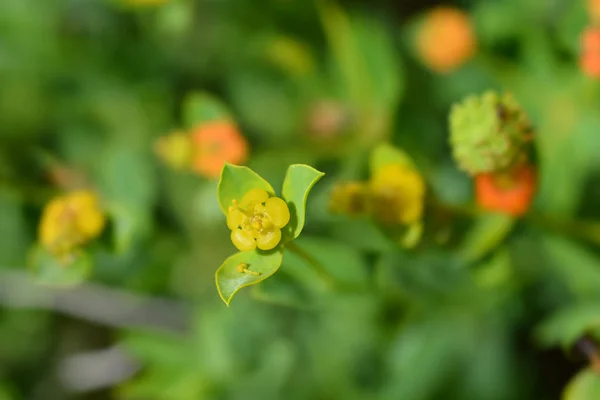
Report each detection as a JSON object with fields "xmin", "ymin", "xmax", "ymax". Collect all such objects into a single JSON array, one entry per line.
[{"xmin": 449, "ymin": 91, "xmax": 532, "ymax": 175}]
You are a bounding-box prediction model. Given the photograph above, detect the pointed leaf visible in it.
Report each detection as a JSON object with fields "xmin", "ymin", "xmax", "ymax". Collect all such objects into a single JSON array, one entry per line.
[
  {"xmin": 536, "ymin": 302, "xmax": 600, "ymax": 348},
  {"xmin": 217, "ymin": 164, "xmax": 274, "ymax": 214},
  {"xmin": 29, "ymin": 245, "xmax": 92, "ymax": 287},
  {"xmin": 182, "ymin": 92, "xmax": 232, "ymax": 129},
  {"xmin": 216, "ymin": 250, "xmax": 284, "ymax": 306},
  {"xmin": 369, "ymin": 142, "xmax": 417, "ymax": 173},
  {"xmin": 281, "ymin": 164, "xmax": 325, "ymax": 240}
]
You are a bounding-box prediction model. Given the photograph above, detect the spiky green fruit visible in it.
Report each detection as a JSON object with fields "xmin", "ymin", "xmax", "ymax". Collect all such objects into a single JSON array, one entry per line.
[{"xmin": 449, "ymin": 91, "xmax": 532, "ymax": 175}]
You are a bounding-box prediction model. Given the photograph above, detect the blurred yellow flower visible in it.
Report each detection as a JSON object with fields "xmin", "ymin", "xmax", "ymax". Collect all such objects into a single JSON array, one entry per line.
[
  {"xmin": 153, "ymin": 130, "xmax": 193, "ymax": 170},
  {"xmin": 227, "ymin": 189, "xmax": 290, "ymax": 251},
  {"xmin": 416, "ymin": 7, "xmax": 476, "ymax": 73},
  {"xmin": 39, "ymin": 191, "xmax": 106, "ymax": 257},
  {"xmin": 368, "ymin": 164, "xmax": 426, "ymax": 225},
  {"xmin": 328, "ymin": 181, "xmax": 368, "ymax": 216}
]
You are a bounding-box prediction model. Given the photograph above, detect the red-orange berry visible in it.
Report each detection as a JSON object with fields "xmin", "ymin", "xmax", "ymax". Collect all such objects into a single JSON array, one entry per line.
[{"xmin": 475, "ymin": 165, "xmax": 536, "ymax": 216}]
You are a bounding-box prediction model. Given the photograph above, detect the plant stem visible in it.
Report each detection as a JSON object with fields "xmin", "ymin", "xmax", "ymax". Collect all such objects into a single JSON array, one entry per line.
[
  {"xmin": 527, "ymin": 213, "xmax": 600, "ymax": 246},
  {"xmin": 285, "ymin": 241, "xmax": 338, "ymax": 290}
]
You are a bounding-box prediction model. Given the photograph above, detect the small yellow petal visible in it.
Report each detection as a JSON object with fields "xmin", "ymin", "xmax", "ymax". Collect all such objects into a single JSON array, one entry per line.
[
  {"xmin": 256, "ymin": 228, "xmax": 282, "ymax": 250},
  {"xmin": 231, "ymin": 229, "xmax": 256, "ymax": 251},
  {"xmin": 39, "ymin": 198, "xmax": 66, "ymax": 247},
  {"xmin": 240, "ymin": 188, "xmax": 269, "ymax": 209},
  {"xmin": 399, "ymin": 201, "xmax": 424, "ymax": 224},
  {"xmin": 227, "ymin": 208, "xmax": 246, "ymax": 230},
  {"xmin": 264, "ymin": 197, "xmax": 290, "ymax": 228}
]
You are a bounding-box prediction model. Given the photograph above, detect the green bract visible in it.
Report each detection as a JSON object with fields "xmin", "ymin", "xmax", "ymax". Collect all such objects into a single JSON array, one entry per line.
[
  {"xmin": 182, "ymin": 91, "xmax": 233, "ymax": 128},
  {"xmin": 449, "ymin": 91, "xmax": 532, "ymax": 175},
  {"xmin": 215, "ymin": 163, "xmax": 324, "ymax": 305}
]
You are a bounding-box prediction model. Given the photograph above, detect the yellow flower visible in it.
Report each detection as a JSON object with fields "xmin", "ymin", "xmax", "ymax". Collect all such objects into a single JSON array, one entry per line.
[
  {"xmin": 153, "ymin": 131, "xmax": 193, "ymax": 170},
  {"xmin": 368, "ymin": 164, "xmax": 426, "ymax": 225},
  {"xmin": 39, "ymin": 191, "xmax": 106, "ymax": 257},
  {"xmin": 328, "ymin": 181, "xmax": 368, "ymax": 216},
  {"xmin": 226, "ymin": 189, "xmax": 290, "ymax": 251}
]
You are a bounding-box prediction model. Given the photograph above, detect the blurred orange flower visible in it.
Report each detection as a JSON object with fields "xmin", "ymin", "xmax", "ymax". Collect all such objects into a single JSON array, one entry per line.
[
  {"xmin": 581, "ymin": 27, "xmax": 600, "ymax": 78},
  {"xmin": 191, "ymin": 121, "xmax": 249, "ymax": 178},
  {"xmin": 475, "ymin": 165, "xmax": 536, "ymax": 216},
  {"xmin": 416, "ymin": 7, "xmax": 476, "ymax": 73},
  {"xmin": 39, "ymin": 190, "xmax": 106, "ymax": 258}
]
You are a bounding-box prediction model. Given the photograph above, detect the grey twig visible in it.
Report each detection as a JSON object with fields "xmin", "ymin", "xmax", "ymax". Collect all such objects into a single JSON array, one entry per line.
[{"xmin": 0, "ymin": 269, "xmax": 190, "ymax": 332}]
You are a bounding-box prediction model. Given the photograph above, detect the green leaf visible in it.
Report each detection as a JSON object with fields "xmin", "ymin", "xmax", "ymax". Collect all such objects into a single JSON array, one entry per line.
[
  {"xmin": 290, "ymin": 236, "xmax": 368, "ymax": 287},
  {"xmin": 563, "ymin": 369, "xmax": 600, "ymax": 400},
  {"xmin": 369, "ymin": 142, "xmax": 417, "ymax": 173},
  {"xmin": 316, "ymin": 1, "xmax": 402, "ymax": 112},
  {"xmin": 182, "ymin": 91, "xmax": 232, "ymax": 129},
  {"xmin": 0, "ymin": 383, "xmax": 16, "ymax": 400},
  {"xmin": 281, "ymin": 164, "xmax": 325, "ymax": 240},
  {"xmin": 536, "ymin": 302, "xmax": 600, "ymax": 348},
  {"xmin": 542, "ymin": 235, "xmax": 600, "ymax": 297},
  {"xmin": 29, "ymin": 245, "xmax": 92, "ymax": 287},
  {"xmin": 251, "ymin": 273, "xmax": 310, "ymax": 309},
  {"xmin": 216, "ymin": 249, "xmax": 284, "ymax": 306},
  {"xmin": 217, "ymin": 164, "xmax": 275, "ymax": 214},
  {"xmin": 106, "ymin": 202, "xmax": 137, "ymax": 254},
  {"xmin": 458, "ymin": 213, "xmax": 515, "ymax": 263}
]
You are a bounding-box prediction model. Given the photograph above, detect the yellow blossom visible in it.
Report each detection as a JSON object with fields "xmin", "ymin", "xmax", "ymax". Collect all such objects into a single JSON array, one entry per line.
[
  {"xmin": 368, "ymin": 164, "xmax": 426, "ymax": 225},
  {"xmin": 39, "ymin": 191, "xmax": 106, "ymax": 257},
  {"xmin": 227, "ymin": 189, "xmax": 290, "ymax": 251},
  {"xmin": 328, "ymin": 181, "xmax": 368, "ymax": 216},
  {"xmin": 153, "ymin": 131, "xmax": 193, "ymax": 170}
]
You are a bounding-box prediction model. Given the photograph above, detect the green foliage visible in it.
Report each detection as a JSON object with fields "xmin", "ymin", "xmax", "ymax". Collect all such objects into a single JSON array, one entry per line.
[
  {"xmin": 281, "ymin": 165, "xmax": 325, "ymax": 240},
  {"xmin": 29, "ymin": 246, "xmax": 92, "ymax": 286},
  {"xmin": 3, "ymin": 0, "xmax": 600, "ymax": 398},
  {"xmin": 182, "ymin": 91, "xmax": 233, "ymax": 128},
  {"xmin": 216, "ymin": 249, "xmax": 284, "ymax": 306},
  {"xmin": 563, "ymin": 369, "xmax": 600, "ymax": 400},
  {"xmin": 537, "ymin": 302, "xmax": 600, "ymax": 348}
]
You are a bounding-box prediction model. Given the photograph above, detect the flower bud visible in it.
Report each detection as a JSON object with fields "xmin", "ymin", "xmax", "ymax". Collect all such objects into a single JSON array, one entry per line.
[{"xmin": 450, "ymin": 91, "xmax": 532, "ymax": 176}]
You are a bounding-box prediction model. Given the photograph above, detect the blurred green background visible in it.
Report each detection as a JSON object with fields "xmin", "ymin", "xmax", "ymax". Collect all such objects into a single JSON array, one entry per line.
[{"xmin": 2, "ymin": 0, "xmax": 600, "ymax": 399}]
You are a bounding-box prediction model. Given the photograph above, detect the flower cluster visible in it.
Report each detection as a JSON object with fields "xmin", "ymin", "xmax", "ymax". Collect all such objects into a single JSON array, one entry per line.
[
  {"xmin": 416, "ymin": 7, "xmax": 476, "ymax": 73},
  {"xmin": 330, "ymin": 163, "xmax": 426, "ymax": 226},
  {"xmin": 449, "ymin": 91, "xmax": 537, "ymax": 216},
  {"xmin": 227, "ymin": 189, "xmax": 290, "ymax": 251},
  {"xmin": 450, "ymin": 91, "xmax": 532, "ymax": 176},
  {"xmin": 38, "ymin": 190, "xmax": 106, "ymax": 260},
  {"xmin": 154, "ymin": 121, "xmax": 248, "ymax": 179}
]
